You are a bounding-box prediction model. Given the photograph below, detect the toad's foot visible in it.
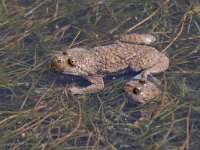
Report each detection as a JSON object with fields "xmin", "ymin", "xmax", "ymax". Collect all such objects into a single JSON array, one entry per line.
[
  {"xmin": 133, "ymin": 72, "xmax": 161, "ymax": 85},
  {"xmin": 118, "ymin": 34, "xmax": 156, "ymax": 45},
  {"xmin": 132, "ymin": 72, "xmax": 145, "ymax": 80},
  {"xmin": 68, "ymin": 87, "xmax": 83, "ymax": 95},
  {"xmin": 68, "ymin": 84, "xmax": 104, "ymax": 95},
  {"xmin": 69, "ymin": 76, "xmax": 104, "ymax": 95}
]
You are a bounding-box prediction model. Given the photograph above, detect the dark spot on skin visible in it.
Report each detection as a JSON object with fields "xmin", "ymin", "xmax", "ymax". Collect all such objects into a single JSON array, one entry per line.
[
  {"xmin": 132, "ymin": 87, "xmax": 140, "ymax": 95},
  {"xmin": 125, "ymin": 83, "xmax": 131, "ymax": 87},
  {"xmin": 139, "ymin": 79, "xmax": 146, "ymax": 84},
  {"xmin": 63, "ymin": 51, "xmax": 67, "ymax": 55}
]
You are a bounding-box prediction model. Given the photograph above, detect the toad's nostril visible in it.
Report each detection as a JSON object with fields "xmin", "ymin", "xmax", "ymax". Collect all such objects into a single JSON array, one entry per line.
[{"xmin": 58, "ymin": 59, "xmax": 61, "ymax": 63}]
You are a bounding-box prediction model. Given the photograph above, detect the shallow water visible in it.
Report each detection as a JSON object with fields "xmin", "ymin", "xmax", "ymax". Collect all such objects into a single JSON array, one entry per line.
[{"xmin": 0, "ymin": 0, "xmax": 200, "ymax": 149}]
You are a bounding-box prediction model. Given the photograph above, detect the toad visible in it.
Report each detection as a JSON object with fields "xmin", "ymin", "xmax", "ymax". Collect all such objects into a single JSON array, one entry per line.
[
  {"xmin": 50, "ymin": 34, "xmax": 169, "ymax": 94},
  {"xmin": 124, "ymin": 78, "xmax": 161, "ymax": 103},
  {"xmin": 124, "ymin": 78, "xmax": 168, "ymax": 126}
]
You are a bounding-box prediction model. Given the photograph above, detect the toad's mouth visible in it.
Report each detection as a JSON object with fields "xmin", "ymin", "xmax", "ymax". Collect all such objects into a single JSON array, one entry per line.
[
  {"xmin": 48, "ymin": 61, "xmax": 64, "ymax": 72},
  {"xmin": 49, "ymin": 65, "xmax": 80, "ymax": 76},
  {"xmin": 51, "ymin": 67, "xmax": 64, "ymax": 72}
]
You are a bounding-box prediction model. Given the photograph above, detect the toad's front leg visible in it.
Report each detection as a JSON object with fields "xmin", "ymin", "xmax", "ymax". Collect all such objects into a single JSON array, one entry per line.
[
  {"xmin": 118, "ymin": 33, "xmax": 156, "ymax": 45},
  {"xmin": 68, "ymin": 76, "xmax": 104, "ymax": 95}
]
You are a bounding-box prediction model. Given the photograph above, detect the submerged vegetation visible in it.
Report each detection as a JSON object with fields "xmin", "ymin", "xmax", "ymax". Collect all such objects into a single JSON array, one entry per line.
[{"xmin": 0, "ymin": 0, "xmax": 200, "ymax": 149}]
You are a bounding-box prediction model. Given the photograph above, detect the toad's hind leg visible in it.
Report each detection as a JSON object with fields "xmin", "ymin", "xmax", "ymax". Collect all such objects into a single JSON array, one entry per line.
[
  {"xmin": 141, "ymin": 53, "xmax": 169, "ymax": 79},
  {"xmin": 119, "ymin": 34, "xmax": 156, "ymax": 45},
  {"xmin": 131, "ymin": 53, "xmax": 169, "ymax": 83}
]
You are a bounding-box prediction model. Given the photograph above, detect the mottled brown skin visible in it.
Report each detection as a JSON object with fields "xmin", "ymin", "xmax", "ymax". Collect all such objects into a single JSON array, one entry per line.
[{"xmin": 50, "ymin": 34, "xmax": 169, "ymax": 94}]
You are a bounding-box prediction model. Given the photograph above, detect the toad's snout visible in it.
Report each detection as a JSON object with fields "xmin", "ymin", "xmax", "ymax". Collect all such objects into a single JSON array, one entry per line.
[{"xmin": 49, "ymin": 56, "xmax": 64, "ymax": 70}]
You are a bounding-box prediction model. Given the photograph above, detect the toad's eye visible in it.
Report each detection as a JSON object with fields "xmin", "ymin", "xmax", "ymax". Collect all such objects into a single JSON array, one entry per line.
[
  {"xmin": 67, "ymin": 58, "xmax": 76, "ymax": 67},
  {"xmin": 132, "ymin": 87, "xmax": 141, "ymax": 95}
]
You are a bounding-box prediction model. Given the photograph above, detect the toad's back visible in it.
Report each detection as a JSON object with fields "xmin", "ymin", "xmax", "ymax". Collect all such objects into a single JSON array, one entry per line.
[{"xmin": 90, "ymin": 42, "xmax": 162, "ymax": 75}]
